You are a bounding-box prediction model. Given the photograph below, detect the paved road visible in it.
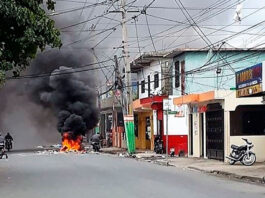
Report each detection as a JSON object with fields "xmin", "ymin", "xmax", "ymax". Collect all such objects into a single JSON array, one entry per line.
[{"xmin": 0, "ymin": 153, "xmax": 264, "ymax": 198}]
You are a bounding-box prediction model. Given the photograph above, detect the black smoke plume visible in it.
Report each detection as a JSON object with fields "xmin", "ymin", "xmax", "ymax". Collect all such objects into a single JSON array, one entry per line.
[{"xmin": 36, "ymin": 66, "xmax": 99, "ymax": 137}]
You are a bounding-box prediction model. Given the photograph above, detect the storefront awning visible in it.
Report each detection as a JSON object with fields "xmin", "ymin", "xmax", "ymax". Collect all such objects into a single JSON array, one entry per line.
[
  {"xmin": 132, "ymin": 99, "xmax": 152, "ymax": 111},
  {"xmin": 140, "ymin": 95, "xmax": 168, "ymax": 105},
  {"xmin": 173, "ymin": 91, "xmax": 215, "ymax": 105}
]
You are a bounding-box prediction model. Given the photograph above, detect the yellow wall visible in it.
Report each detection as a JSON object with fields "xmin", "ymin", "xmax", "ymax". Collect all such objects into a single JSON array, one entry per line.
[{"xmin": 135, "ymin": 111, "xmax": 153, "ymax": 150}]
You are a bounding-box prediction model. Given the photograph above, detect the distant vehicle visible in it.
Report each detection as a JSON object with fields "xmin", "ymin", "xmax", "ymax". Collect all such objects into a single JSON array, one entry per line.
[
  {"xmin": 90, "ymin": 133, "xmax": 101, "ymax": 152},
  {"xmin": 4, "ymin": 133, "xmax": 13, "ymax": 152},
  {"xmin": 0, "ymin": 141, "xmax": 4, "ymax": 150},
  {"xmin": 0, "ymin": 133, "xmax": 4, "ymax": 150},
  {"xmin": 226, "ymin": 138, "xmax": 256, "ymax": 166},
  {"xmin": 0, "ymin": 148, "xmax": 8, "ymax": 159},
  {"xmin": 5, "ymin": 139, "xmax": 12, "ymax": 152},
  {"xmin": 91, "ymin": 142, "xmax": 100, "ymax": 152}
]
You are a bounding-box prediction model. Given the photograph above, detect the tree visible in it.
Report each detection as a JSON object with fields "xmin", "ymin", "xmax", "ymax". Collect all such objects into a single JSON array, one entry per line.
[{"xmin": 0, "ymin": 0, "xmax": 62, "ymax": 84}]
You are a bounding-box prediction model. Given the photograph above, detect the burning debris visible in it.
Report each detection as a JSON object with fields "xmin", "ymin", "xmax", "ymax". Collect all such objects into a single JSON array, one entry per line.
[
  {"xmin": 60, "ymin": 132, "xmax": 83, "ymax": 152},
  {"xmin": 32, "ymin": 66, "xmax": 99, "ymax": 152}
]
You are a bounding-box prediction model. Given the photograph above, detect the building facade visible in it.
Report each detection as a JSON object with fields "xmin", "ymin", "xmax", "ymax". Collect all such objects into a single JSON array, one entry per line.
[
  {"xmin": 99, "ymin": 95, "xmax": 125, "ymax": 148},
  {"xmin": 131, "ymin": 52, "xmax": 188, "ymax": 153},
  {"xmin": 174, "ymin": 90, "xmax": 265, "ymax": 162}
]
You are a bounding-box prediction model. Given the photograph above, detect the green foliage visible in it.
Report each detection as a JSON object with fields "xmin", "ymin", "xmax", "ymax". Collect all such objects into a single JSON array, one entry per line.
[
  {"xmin": 0, "ymin": 0, "xmax": 61, "ymax": 83},
  {"xmin": 0, "ymin": 70, "xmax": 5, "ymax": 86}
]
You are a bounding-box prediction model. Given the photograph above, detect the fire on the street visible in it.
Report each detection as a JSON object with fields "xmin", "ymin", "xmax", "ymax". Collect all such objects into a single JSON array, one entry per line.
[{"xmin": 60, "ymin": 132, "xmax": 83, "ymax": 152}]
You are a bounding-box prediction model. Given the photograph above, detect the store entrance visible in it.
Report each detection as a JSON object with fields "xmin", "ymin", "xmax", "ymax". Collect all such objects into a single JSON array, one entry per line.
[{"xmin": 206, "ymin": 103, "xmax": 224, "ymax": 161}]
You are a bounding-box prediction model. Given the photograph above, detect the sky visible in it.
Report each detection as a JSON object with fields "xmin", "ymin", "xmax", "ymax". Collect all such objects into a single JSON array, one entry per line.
[{"xmin": 46, "ymin": 0, "xmax": 265, "ymax": 93}]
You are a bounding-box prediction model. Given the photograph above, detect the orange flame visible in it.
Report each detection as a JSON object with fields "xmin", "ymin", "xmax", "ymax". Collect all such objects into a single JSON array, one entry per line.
[{"xmin": 60, "ymin": 132, "xmax": 83, "ymax": 152}]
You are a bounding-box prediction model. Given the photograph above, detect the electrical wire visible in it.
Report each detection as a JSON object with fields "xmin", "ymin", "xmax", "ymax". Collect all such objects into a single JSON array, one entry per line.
[{"xmin": 48, "ymin": 0, "xmax": 109, "ymax": 16}]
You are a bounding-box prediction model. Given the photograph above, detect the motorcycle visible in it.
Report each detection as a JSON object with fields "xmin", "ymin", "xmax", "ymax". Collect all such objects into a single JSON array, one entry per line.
[
  {"xmin": 5, "ymin": 139, "xmax": 12, "ymax": 151},
  {"xmin": 226, "ymin": 138, "xmax": 256, "ymax": 166},
  {"xmin": 91, "ymin": 142, "xmax": 100, "ymax": 152},
  {"xmin": 0, "ymin": 141, "xmax": 4, "ymax": 150},
  {"xmin": 154, "ymin": 136, "xmax": 163, "ymax": 154}
]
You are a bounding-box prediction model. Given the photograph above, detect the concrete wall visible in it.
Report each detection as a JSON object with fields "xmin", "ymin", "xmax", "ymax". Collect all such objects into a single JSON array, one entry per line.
[
  {"xmin": 190, "ymin": 113, "xmax": 200, "ymax": 157},
  {"xmin": 186, "ymin": 91, "xmax": 265, "ymax": 162},
  {"xmin": 188, "ymin": 112, "xmax": 206, "ymax": 158}
]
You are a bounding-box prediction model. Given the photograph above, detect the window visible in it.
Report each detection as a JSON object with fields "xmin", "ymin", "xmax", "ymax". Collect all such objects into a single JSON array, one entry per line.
[
  {"xmin": 230, "ymin": 105, "xmax": 265, "ymax": 136},
  {"xmin": 141, "ymin": 80, "xmax": 145, "ymax": 93},
  {"xmin": 181, "ymin": 61, "xmax": 185, "ymax": 95},
  {"xmin": 154, "ymin": 73, "xmax": 159, "ymax": 88},
  {"xmin": 175, "ymin": 61, "xmax": 180, "ymax": 88},
  {"xmin": 148, "ymin": 75, "xmax": 150, "ymax": 97}
]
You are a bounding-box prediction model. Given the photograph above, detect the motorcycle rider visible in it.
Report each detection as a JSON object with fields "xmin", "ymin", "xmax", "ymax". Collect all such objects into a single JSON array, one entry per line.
[
  {"xmin": 90, "ymin": 133, "xmax": 101, "ymax": 143},
  {"xmin": 5, "ymin": 133, "xmax": 13, "ymax": 149},
  {"xmin": 0, "ymin": 133, "xmax": 4, "ymax": 149},
  {"xmin": 90, "ymin": 133, "xmax": 102, "ymax": 151}
]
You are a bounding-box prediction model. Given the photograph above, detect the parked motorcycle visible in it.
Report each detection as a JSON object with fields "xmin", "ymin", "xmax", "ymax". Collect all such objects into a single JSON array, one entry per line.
[
  {"xmin": 154, "ymin": 136, "xmax": 163, "ymax": 154},
  {"xmin": 91, "ymin": 142, "xmax": 100, "ymax": 152},
  {"xmin": 5, "ymin": 139, "xmax": 12, "ymax": 151},
  {"xmin": 226, "ymin": 138, "xmax": 256, "ymax": 166}
]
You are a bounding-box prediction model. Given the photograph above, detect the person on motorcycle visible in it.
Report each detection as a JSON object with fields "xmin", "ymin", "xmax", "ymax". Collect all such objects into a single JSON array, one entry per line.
[
  {"xmin": 90, "ymin": 133, "xmax": 101, "ymax": 144},
  {"xmin": 90, "ymin": 133, "xmax": 102, "ymax": 152},
  {"xmin": 5, "ymin": 133, "xmax": 13, "ymax": 149},
  {"xmin": 0, "ymin": 133, "xmax": 4, "ymax": 149}
]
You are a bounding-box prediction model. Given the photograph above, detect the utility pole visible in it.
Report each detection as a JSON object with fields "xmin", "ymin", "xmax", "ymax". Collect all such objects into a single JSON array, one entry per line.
[
  {"xmin": 114, "ymin": 55, "xmax": 126, "ymax": 116},
  {"xmin": 121, "ymin": 0, "xmax": 132, "ymax": 114},
  {"xmin": 110, "ymin": 1, "xmax": 139, "ymax": 154},
  {"xmin": 109, "ymin": 0, "xmax": 140, "ymax": 114}
]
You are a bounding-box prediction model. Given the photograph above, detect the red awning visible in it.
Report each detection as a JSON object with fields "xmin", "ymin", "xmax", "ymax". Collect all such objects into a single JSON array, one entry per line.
[{"xmin": 140, "ymin": 95, "xmax": 168, "ymax": 105}]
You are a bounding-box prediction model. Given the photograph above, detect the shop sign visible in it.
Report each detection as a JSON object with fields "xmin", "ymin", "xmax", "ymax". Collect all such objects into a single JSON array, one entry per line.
[
  {"xmin": 192, "ymin": 105, "xmax": 207, "ymax": 113},
  {"xmin": 168, "ymin": 105, "xmax": 185, "ymax": 117},
  {"xmin": 236, "ymin": 62, "xmax": 265, "ymax": 97},
  {"xmin": 163, "ymin": 98, "xmax": 174, "ymax": 111}
]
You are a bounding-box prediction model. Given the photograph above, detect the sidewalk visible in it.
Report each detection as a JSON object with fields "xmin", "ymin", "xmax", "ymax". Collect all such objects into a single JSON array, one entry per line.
[
  {"xmin": 100, "ymin": 148, "xmax": 265, "ymax": 184},
  {"xmin": 100, "ymin": 147, "xmax": 127, "ymax": 154},
  {"xmin": 169, "ymin": 157, "xmax": 265, "ymax": 184}
]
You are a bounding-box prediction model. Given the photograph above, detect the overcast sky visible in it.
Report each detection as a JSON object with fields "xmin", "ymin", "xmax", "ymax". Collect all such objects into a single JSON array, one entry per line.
[{"xmin": 46, "ymin": 0, "xmax": 265, "ymax": 91}]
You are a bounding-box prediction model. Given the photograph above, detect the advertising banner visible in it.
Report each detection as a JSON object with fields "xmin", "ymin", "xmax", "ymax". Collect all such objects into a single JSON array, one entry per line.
[{"xmin": 236, "ymin": 62, "xmax": 265, "ymax": 97}]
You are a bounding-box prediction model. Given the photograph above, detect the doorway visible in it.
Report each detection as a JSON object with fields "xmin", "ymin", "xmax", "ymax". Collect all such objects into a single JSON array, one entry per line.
[
  {"xmin": 145, "ymin": 117, "xmax": 151, "ymax": 149},
  {"xmin": 206, "ymin": 106, "xmax": 224, "ymax": 161}
]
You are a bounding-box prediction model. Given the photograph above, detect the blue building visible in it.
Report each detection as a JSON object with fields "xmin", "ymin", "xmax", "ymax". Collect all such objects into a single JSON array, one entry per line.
[{"xmin": 166, "ymin": 48, "xmax": 265, "ymax": 96}]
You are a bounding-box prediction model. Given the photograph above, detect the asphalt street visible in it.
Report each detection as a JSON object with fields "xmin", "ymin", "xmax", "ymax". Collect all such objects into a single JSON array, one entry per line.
[{"xmin": 0, "ymin": 152, "xmax": 265, "ymax": 198}]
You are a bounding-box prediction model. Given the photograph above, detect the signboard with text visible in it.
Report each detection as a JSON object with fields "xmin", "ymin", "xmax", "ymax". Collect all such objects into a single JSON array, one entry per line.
[{"xmin": 236, "ymin": 62, "xmax": 265, "ymax": 97}]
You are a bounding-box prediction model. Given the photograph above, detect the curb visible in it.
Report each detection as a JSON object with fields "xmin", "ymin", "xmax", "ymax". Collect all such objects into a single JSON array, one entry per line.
[
  {"xmin": 100, "ymin": 151, "xmax": 265, "ymax": 184},
  {"xmin": 186, "ymin": 166, "xmax": 265, "ymax": 184}
]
